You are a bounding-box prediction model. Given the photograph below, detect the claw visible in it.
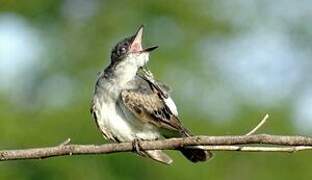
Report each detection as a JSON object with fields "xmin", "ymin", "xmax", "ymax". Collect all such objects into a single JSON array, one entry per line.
[{"xmin": 132, "ymin": 138, "xmax": 145, "ymax": 156}]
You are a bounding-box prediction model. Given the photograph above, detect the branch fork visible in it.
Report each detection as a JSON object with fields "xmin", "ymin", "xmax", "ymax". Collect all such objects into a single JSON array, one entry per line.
[{"xmin": 1, "ymin": 114, "xmax": 312, "ymax": 161}]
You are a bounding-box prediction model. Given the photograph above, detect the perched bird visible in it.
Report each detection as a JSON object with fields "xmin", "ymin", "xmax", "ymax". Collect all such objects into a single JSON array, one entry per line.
[{"xmin": 90, "ymin": 25, "xmax": 212, "ymax": 164}]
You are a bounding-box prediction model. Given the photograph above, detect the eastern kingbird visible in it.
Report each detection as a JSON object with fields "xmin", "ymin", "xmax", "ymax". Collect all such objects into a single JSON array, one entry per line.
[{"xmin": 91, "ymin": 25, "xmax": 212, "ymax": 164}]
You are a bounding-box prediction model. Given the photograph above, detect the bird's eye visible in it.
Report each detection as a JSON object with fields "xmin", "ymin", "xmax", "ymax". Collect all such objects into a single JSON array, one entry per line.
[{"xmin": 120, "ymin": 47, "xmax": 127, "ymax": 54}]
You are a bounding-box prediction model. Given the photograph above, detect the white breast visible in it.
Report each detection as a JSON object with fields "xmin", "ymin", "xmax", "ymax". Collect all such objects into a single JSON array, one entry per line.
[
  {"xmin": 94, "ymin": 78, "xmax": 161, "ymax": 142},
  {"xmin": 98, "ymin": 99, "xmax": 134, "ymax": 141}
]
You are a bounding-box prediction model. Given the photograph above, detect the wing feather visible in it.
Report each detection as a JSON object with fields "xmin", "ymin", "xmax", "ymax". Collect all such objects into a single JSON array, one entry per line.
[{"xmin": 120, "ymin": 75, "xmax": 184, "ymax": 133}]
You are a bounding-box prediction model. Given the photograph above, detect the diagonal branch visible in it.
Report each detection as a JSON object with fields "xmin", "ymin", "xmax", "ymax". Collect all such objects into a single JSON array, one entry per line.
[
  {"xmin": 1, "ymin": 134, "xmax": 312, "ymax": 161},
  {"xmin": 246, "ymin": 114, "xmax": 269, "ymax": 135}
]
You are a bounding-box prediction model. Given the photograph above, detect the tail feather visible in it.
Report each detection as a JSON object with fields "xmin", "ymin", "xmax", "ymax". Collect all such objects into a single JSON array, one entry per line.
[
  {"xmin": 180, "ymin": 147, "xmax": 213, "ymax": 163},
  {"xmin": 143, "ymin": 150, "xmax": 173, "ymax": 165},
  {"xmin": 179, "ymin": 128, "xmax": 214, "ymax": 163}
]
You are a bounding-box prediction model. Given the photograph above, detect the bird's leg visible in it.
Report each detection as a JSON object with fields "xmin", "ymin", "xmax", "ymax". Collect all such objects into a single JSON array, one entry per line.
[{"xmin": 132, "ymin": 138, "xmax": 145, "ymax": 156}]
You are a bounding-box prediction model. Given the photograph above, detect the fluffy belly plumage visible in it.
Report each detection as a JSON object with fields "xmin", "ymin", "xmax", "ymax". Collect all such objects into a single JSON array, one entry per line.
[{"xmin": 96, "ymin": 101, "xmax": 161, "ymax": 142}]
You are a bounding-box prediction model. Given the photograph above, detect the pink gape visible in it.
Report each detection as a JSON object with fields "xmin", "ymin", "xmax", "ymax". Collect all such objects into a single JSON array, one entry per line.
[{"xmin": 130, "ymin": 27, "xmax": 143, "ymax": 53}]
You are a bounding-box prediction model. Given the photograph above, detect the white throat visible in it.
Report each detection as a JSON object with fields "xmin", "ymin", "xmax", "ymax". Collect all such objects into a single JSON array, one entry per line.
[{"xmin": 113, "ymin": 52, "xmax": 149, "ymax": 86}]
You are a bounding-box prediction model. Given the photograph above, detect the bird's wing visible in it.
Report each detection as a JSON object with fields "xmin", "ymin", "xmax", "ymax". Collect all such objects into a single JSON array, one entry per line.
[{"xmin": 119, "ymin": 74, "xmax": 186, "ymax": 134}]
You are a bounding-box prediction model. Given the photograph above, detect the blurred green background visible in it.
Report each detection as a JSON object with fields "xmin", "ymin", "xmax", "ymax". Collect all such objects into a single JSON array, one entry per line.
[{"xmin": 0, "ymin": 0, "xmax": 311, "ymax": 179}]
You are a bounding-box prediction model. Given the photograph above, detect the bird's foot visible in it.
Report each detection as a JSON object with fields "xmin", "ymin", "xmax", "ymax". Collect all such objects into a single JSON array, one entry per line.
[{"xmin": 132, "ymin": 138, "xmax": 145, "ymax": 156}]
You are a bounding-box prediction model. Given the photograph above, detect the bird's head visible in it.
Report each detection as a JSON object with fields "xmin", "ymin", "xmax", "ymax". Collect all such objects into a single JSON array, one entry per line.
[{"xmin": 110, "ymin": 25, "xmax": 158, "ymax": 68}]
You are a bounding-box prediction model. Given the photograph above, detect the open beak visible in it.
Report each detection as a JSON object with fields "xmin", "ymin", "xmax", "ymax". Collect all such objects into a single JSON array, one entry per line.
[{"xmin": 129, "ymin": 25, "xmax": 158, "ymax": 53}]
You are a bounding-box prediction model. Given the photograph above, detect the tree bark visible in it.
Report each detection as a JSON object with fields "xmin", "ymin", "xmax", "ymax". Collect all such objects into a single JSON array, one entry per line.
[{"xmin": 1, "ymin": 134, "xmax": 312, "ymax": 161}]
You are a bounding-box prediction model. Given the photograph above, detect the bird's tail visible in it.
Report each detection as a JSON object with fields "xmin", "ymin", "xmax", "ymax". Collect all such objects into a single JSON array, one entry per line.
[
  {"xmin": 143, "ymin": 150, "xmax": 173, "ymax": 165},
  {"xmin": 180, "ymin": 147, "xmax": 213, "ymax": 162},
  {"xmin": 179, "ymin": 129, "xmax": 213, "ymax": 163}
]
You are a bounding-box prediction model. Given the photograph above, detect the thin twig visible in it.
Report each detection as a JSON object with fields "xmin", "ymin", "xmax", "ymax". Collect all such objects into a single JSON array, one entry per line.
[
  {"xmin": 199, "ymin": 145, "xmax": 312, "ymax": 152},
  {"xmin": 1, "ymin": 134, "xmax": 312, "ymax": 161},
  {"xmin": 246, "ymin": 114, "xmax": 269, "ymax": 136},
  {"xmin": 58, "ymin": 138, "xmax": 71, "ymax": 146}
]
